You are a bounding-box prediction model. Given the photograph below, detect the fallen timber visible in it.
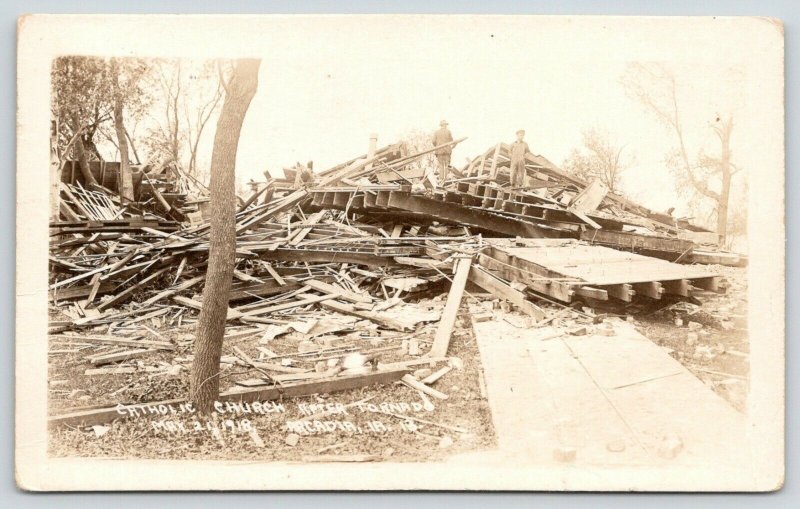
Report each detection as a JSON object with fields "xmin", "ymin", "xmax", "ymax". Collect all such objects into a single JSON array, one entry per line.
[
  {"xmin": 48, "ymin": 367, "xmax": 410, "ymax": 427},
  {"xmin": 48, "ymin": 134, "xmax": 737, "ymax": 428}
]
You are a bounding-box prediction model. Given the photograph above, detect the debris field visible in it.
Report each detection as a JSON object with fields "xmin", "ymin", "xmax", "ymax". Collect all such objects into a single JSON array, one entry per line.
[{"xmin": 47, "ymin": 136, "xmax": 747, "ymax": 460}]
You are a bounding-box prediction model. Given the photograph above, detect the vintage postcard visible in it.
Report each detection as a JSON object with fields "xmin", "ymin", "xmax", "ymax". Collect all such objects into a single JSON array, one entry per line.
[{"xmin": 16, "ymin": 14, "xmax": 784, "ymax": 491}]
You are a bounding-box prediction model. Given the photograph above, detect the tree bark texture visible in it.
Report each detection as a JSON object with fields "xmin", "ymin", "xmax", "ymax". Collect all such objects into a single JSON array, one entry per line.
[
  {"xmin": 111, "ymin": 59, "xmax": 134, "ymax": 202},
  {"xmin": 70, "ymin": 115, "xmax": 98, "ymax": 187},
  {"xmin": 190, "ymin": 59, "xmax": 260, "ymax": 413},
  {"xmin": 113, "ymin": 98, "xmax": 134, "ymax": 202}
]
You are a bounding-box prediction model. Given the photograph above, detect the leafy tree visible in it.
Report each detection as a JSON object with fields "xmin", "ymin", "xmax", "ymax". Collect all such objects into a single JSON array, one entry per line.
[
  {"xmin": 621, "ymin": 63, "xmax": 743, "ymax": 243},
  {"xmin": 51, "ymin": 56, "xmax": 153, "ymax": 190},
  {"xmin": 143, "ymin": 59, "xmax": 224, "ymax": 183},
  {"xmin": 562, "ymin": 127, "xmax": 633, "ymax": 194}
]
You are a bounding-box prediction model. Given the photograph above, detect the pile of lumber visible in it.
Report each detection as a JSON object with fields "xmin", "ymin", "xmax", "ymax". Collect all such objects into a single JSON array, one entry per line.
[{"xmin": 47, "ymin": 135, "xmax": 733, "ymax": 426}]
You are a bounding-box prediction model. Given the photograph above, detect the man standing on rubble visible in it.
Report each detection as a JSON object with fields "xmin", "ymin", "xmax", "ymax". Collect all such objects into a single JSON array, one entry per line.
[
  {"xmin": 509, "ymin": 129, "xmax": 531, "ymax": 188},
  {"xmin": 432, "ymin": 120, "xmax": 454, "ymax": 184}
]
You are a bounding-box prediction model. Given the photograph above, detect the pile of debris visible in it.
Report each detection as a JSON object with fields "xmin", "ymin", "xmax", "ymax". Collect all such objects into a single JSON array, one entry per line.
[{"xmin": 48, "ymin": 136, "xmax": 739, "ymax": 426}]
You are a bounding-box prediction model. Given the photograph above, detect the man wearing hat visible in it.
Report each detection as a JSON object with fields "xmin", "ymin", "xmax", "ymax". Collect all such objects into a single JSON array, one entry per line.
[
  {"xmin": 509, "ymin": 129, "xmax": 531, "ymax": 188},
  {"xmin": 431, "ymin": 120, "xmax": 454, "ymax": 184}
]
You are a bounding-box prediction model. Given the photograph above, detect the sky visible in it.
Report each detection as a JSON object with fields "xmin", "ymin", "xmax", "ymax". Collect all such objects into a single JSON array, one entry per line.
[{"xmin": 94, "ymin": 16, "xmax": 780, "ymax": 219}]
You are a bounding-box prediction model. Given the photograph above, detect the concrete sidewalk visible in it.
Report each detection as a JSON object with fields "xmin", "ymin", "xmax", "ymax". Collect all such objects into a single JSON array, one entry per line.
[{"xmin": 455, "ymin": 316, "xmax": 750, "ymax": 470}]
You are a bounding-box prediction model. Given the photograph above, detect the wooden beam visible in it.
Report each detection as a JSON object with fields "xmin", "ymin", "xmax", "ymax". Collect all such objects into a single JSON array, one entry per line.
[
  {"xmin": 48, "ymin": 368, "xmax": 410, "ymax": 428},
  {"xmin": 476, "ymin": 251, "xmax": 574, "ymax": 303},
  {"xmin": 568, "ymin": 179, "xmax": 608, "ymax": 213},
  {"xmin": 172, "ymin": 295, "xmax": 243, "ymax": 320},
  {"xmin": 288, "ymin": 210, "xmax": 326, "ymax": 246},
  {"xmin": 96, "ymin": 266, "xmax": 170, "ymax": 311},
  {"xmin": 320, "ymin": 299, "xmax": 410, "ymax": 331},
  {"xmin": 663, "ymin": 279, "xmax": 691, "ymax": 297},
  {"xmin": 428, "ymin": 256, "xmax": 472, "ymax": 358},
  {"xmin": 488, "ymin": 143, "xmax": 502, "ymax": 179},
  {"xmin": 88, "ymin": 348, "xmax": 157, "ymax": 366},
  {"xmin": 691, "ymin": 277, "xmax": 722, "ymax": 293},
  {"xmin": 604, "ymin": 283, "xmax": 635, "ymax": 302},
  {"xmin": 50, "ymin": 280, "xmax": 116, "ymax": 301},
  {"xmin": 239, "ymin": 293, "xmax": 336, "ymax": 318},
  {"xmin": 400, "ymin": 374, "xmax": 448, "ymax": 400},
  {"xmin": 393, "ymin": 256, "xmax": 453, "ymax": 270},
  {"xmin": 633, "ymin": 281, "xmax": 664, "ymax": 299},
  {"xmin": 574, "ymin": 286, "xmax": 609, "ymax": 300},
  {"xmin": 51, "ymin": 334, "xmax": 174, "ymax": 350},
  {"xmin": 143, "ymin": 172, "xmax": 172, "ymax": 213},
  {"xmin": 262, "ymin": 263, "xmax": 287, "ymax": 286},
  {"xmin": 468, "ymin": 266, "xmax": 545, "ymax": 321},
  {"xmin": 304, "ymin": 279, "xmax": 373, "ymax": 304},
  {"xmin": 142, "ymin": 274, "xmax": 205, "ymax": 307}
]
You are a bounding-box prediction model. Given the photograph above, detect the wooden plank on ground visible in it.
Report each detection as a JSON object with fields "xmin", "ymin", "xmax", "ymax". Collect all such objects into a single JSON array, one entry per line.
[
  {"xmin": 173, "ymin": 295, "xmax": 243, "ymax": 320},
  {"xmin": 89, "ymin": 348, "xmax": 158, "ymax": 365},
  {"xmin": 304, "ymin": 279, "xmax": 373, "ymax": 304},
  {"xmin": 51, "ymin": 334, "xmax": 175, "ymax": 350},
  {"xmin": 96, "ymin": 266, "xmax": 171, "ymax": 311},
  {"xmin": 142, "ymin": 274, "xmax": 205, "ymax": 307},
  {"xmin": 400, "ymin": 374, "xmax": 448, "ymax": 400},
  {"xmin": 48, "ymin": 368, "xmax": 410, "ymax": 428},
  {"xmin": 428, "ymin": 256, "xmax": 472, "ymax": 358},
  {"xmin": 320, "ymin": 300, "xmax": 410, "ymax": 331}
]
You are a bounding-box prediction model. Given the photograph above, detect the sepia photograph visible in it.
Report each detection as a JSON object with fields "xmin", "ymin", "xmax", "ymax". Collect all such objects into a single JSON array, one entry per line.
[{"xmin": 15, "ymin": 14, "xmax": 784, "ymax": 491}]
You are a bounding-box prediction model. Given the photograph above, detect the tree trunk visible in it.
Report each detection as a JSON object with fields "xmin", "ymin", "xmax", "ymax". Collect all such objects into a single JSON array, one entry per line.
[
  {"xmin": 125, "ymin": 126, "xmax": 141, "ymax": 165},
  {"xmin": 717, "ymin": 148, "xmax": 732, "ymax": 245},
  {"xmin": 50, "ymin": 121, "xmax": 61, "ymax": 221},
  {"xmin": 70, "ymin": 116, "xmax": 98, "ymax": 187},
  {"xmin": 191, "ymin": 59, "xmax": 260, "ymax": 413},
  {"xmin": 113, "ymin": 97, "xmax": 134, "ymax": 202},
  {"xmin": 715, "ymin": 117, "xmax": 734, "ymax": 245},
  {"xmin": 717, "ymin": 172, "xmax": 730, "ymax": 244},
  {"xmin": 111, "ymin": 59, "xmax": 134, "ymax": 202}
]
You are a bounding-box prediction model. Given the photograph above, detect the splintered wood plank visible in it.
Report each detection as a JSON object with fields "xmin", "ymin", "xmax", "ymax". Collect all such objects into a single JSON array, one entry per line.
[
  {"xmin": 288, "ymin": 210, "xmax": 326, "ymax": 246},
  {"xmin": 88, "ymin": 348, "xmax": 158, "ymax": 365},
  {"xmin": 320, "ymin": 300, "xmax": 410, "ymax": 331},
  {"xmin": 468, "ymin": 265, "xmax": 546, "ymax": 320},
  {"xmin": 85, "ymin": 273, "xmax": 102, "ymax": 306},
  {"xmin": 400, "ymin": 374, "xmax": 448, "ymax": 400},
  {"xmin": 428, "ymin": 256, "xmax": 472, "ymax": 358},
  {"xmin": 173, "ymin": 295, "xmax": 243, "ymax": 320},
  {"xmin": 262, "ymin": 262, "xmax": 287, "ymax": 286},
  {"xmin": 96, "ymin": 266, "xmax": 171, "ymax": 311},
  {"xmin": 304, "ymin": 278, "xmax": 372, "ymax": 304},
  {"xmin": 142, "ymin": 274, "xmax": 205, "ymax": 307},
  {"xmin": 488, "ymin": 143, "xmax": 502, "ymax": 178},
  {"xmin": 51, "ymin": 334, "xmax": 174, "ymax": 350},
  {"xmin": 222, "ymin": 367, "xmax": 410, "ymax": 403},
  {"xmin": 240, "ymin": 293, "xmax": 338, "ymax": 318},
  {"xmin": 568, "ymin": 179, "xmax": 608, "ymax": 214}
]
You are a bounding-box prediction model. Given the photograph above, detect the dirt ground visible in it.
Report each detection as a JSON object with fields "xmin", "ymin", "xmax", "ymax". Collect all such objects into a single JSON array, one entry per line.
[
  {"xmin": 632, "ymin": 265, "xmax": 749, "ymax": 412},
  {"xmin": 47, "ymin": 265, "xmax": 747, "ymax": 460},
  {"xmin": 48, "ymin": 301, "xmax": 497, "ymax": 462}
]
